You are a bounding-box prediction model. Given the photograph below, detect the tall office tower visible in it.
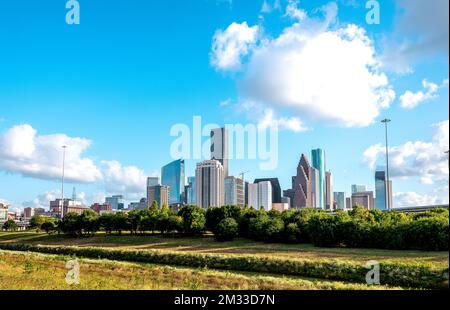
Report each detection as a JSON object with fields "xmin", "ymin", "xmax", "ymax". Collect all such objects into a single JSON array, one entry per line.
[
  {"xmin": 293, "ymin": 154, "xmax": 314, "ymax": 209},
  {"xmin": 211, "ymin": 128, "xmax": 229, "ymax": 177},
  {"xmin": 334, "ymin": 192, "xmax": 346, "ymax": 210},
  {"xmin": 258, "ymin": 181, "xmax": 273, "ymax": 211},
  {"xmin": 161, "ymin": 159, "xmax": 185, "ymax": 205},
  {"xmin": 254, "ymin": 178, "xmax": 282, "ymax": 203},
  {"xmin": 311, "ymin": 149, "xmax": 326, "ymax": 209},
  {"xmin": 225, "ymin": 176, "xmax": 245, "ymax": 207},
  {"xmin": 196, "ymin": 160, "xmax": 225, "ymax": 209},
  {"xmin": 346, "ymin": 197, "xmax": 352, "ymax": 210},
  {"xmin": 147, "ymin": 185, "xmax": 170, "ymax": 209},
  {"xmin": 147, "ymin": 177, "xmax": 159, "ymax": 187},
  {"xmin": 244, "ymin": 181, "xmax": 249, "ymax": 205},
  {"xmin": 375, "ymin": 170, "xmax": 393, "ymax": 211},
  {"xmin": 351, "ymin": 184, "xmax": 367, "ymax": 194},
  {"xmin": 325, "ymin": 171, "xmax": 334, "ymax": 210},
  {"xmin": 105, "ymin": 195, "xmax": 125, "ymax": 210},
  {"xmin": 283, "ymin": 189, "xmax": 295, "ymax": 209},
  {"xmin": 247, "ymin": 182, "xmax": 272, "ymax": 211},
  {"xmin": 185, "ymin": 176, "xmax": 196, "ymax": 205},
  {"xmin": 247, "ymin": 183, "xmax": 259, "ymax": 209},
  {"xmin": 351, "ymin": 191, "xmax": 375, "ymax": 210},
  {"xmin": 311, "ymin": 167, "xmax": 320, "ymax": 209}
]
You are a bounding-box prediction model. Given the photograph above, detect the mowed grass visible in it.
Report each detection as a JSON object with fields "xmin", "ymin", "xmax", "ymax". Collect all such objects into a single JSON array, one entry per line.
[
  {"xmin": 0, "ymin": 232, "xmax": 447, "ymax": 267},
  {"xmin": 0, "ymin": 250, "xmax": 401, "ymax": 290}
]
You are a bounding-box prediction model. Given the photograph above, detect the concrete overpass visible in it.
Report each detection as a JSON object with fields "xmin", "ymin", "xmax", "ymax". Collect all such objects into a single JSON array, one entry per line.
[{"xmin": 391, "ymin": 204, "xmax": 449, "ymax": 213}]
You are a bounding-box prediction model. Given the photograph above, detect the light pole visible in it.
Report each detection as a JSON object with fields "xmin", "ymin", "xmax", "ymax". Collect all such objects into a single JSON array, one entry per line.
[
  {"xmin": 61, "ymin": 145, "xmax": 67, "ymax": 218},
  {"xmin": 381, "ymin": 119, "xmax": 391, "ymax": 211}
]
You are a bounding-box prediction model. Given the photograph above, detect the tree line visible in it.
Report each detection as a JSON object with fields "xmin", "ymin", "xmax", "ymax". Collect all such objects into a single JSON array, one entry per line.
[{"xmin": 27, "ymin": 204, "xmax": 449, "ymax": 251}]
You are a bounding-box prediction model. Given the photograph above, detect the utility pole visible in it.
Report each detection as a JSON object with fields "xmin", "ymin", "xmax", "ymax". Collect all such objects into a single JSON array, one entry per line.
[
  {"xmin": 61, "ymin": 145, "xmax": 67, "ymax": 218},
  {"xmin": 381, "ymin": 119, "xmax": 391, "ymax": 211}
]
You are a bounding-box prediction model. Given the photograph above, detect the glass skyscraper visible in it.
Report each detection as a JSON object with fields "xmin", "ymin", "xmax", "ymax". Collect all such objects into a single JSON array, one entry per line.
[
  {"xmin": 161, "ymin": 159, "xmax": 185, "ymax": 205},
  {"xmin": 311, "ymin": 149, "xmax": 326, "ymax": 210},
  {"xmin": 375, "ymin": 170, "xmax": 393, "ymax": 211}
]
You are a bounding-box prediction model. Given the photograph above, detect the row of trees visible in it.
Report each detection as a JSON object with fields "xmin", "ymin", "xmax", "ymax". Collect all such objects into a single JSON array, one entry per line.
[{"xmin": 29, "ymin": 205, "xmax": 449, "ymax": 251}]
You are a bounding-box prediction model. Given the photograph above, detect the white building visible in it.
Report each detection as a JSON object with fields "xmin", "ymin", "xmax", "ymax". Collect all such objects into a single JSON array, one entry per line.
[
  {"xmin": 196, "ymin": 160, "xmax": 225, "ymax": 209},
  {"xmin": 247, "ymin": 181, "xmax": 272, "ymax": 211},
  {"xmin": 224, "ymin": 176, "xmax": 245, "ymax": 207}
]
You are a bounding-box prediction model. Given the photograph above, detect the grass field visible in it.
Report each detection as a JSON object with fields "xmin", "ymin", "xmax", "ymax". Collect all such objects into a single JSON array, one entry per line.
[
  {"xmin": 0, "ymin": 250, "xmax": 400, "ymax": 290},
  {"xmin": 0, "ymin": 232, "xmax": 447, "ymax": 267},
  {"xmin": 0, "ymin": 232, "xmax": 447, "ymax": 290}
]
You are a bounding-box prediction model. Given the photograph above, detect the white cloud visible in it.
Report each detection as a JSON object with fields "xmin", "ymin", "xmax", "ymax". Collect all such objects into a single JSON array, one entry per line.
[
  {"xmin": 400, "ymin": 79, "xmax": 447, "ymax": 109},
  {"xmin": 363, "ymin": 120, "xmax": 449, "ymax": 184},
  {"xmin": 285, "ymin": 0, "xmax": 307, "ymax": 21},
  {"xmin": 381, "ymin": 0, "xmax": 449, "ymax": 73},
  {"xmin": 101, "ymin": 160, "xmax": 147, "ymax": 197},
  {"xmin": 210, "ymin": 22, "xmax": 259, "ymax": 71},
  {"xmin": 22, "ymin": 190, "xmax": 60, "ymax": 209},
  {"xmin": 258, "ymin": 109, "xmax": 308, "ymax": 132},
  {"xmin": 0, "ymin": 124, "xmax": 102, "ymax": 183},
  {"xmin": 211, "ymin": 2, "xmax": 395, "ymax": 128},
  {"xmin": 260, "ymin": 0, "xmax": 272, "ymax": 14},
  {"xmin": 394, "ymin": 189, "xmax": 449, "ymax": 208}
]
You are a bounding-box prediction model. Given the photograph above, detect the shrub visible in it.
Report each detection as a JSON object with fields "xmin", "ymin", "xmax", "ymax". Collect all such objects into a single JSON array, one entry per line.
[
  {"xmin": 262, "ymin": 218, "xmax": 285, "ymax": 243},
  {"xmin": 206, "ymin": 205, "xmax": 241, "ymax": 232},
  {"xmin": 178, "ymin": 205, "xmax": 206, "ymax": 235},
  {"xmin": 237, "ymin": 207, "xmax": 258, "ymax": 238},
  {"xmin": 0, "ymin": 243, "xmax": 447, "ymax": 289},
  {"xmin": 41, "ymin": 221, "xmax": 57, "ymax": 234},
  {"xmin": 214, "ymin": 218, "xmax": 239, "ymax": 242}
]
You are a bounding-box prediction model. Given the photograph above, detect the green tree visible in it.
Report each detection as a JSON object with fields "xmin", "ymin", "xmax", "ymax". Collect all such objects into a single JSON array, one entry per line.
[
  {"xmin": 214, "ymin": 218, "xmax": 239, "ymax": 242},
  {"xmin": 206, "ymin": 205, "xmax": 241, "ymax": 232},
  {"xmin": 29, "ymin": 216, "xmax": 45, "ymax": 230},
  {"xmin": 98, "ymin": 213, "xmax": 115, "ymax": 234},
  {"xmin": 112, "ymin": 212, "xmax": 129, "ymax": 235},
  {"xmin": 128, "ymin": 210, "xmax": 143, "ymax": 235},
  {"xmin": 59, "ymin": 213, "xmax": 82, "ymax": 236},
  {"xmin": 79, "ymin": 210, "xmax": 99, "ymax": 235},
  {"xmin": 2, "ymin": 220, "xmax": 18, "ymax": 231},
  {"xmin": 41, "ymin": 221, "xmax": 57, "ymax": 234},
  {"xmin": 178, "ymin": 205, "xmax": 206, "ymax": 235}
]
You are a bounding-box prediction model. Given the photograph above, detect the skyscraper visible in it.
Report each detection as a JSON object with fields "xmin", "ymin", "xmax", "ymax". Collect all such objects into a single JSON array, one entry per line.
[
  {"xmin": 161, "ymin": 159, "xmax": 185, "ymax": 205},
  {"xmin": 311, "ymin": 167, "xmax": 320, "ymax": 209},
  {"xmin": 147, "ymin": 185, "xmax": 169, "ymax": 209},
  {"xmin": 258, "ymin": 181, "xmax": 273, "ymax": 211},
  {"xmin": 105, "ymin": 195, "xmax": 125, "ymax": 210},
  {"xmin": 311, "ymin": 149, "xmax": 326, "ymax": 209},
  {"xmin": 247, "ymin": 181, "xmax": 272, "ymax": 211},
  {"xmin": 248, "ymin": 183, "xmax": 259, "ymax": 209},
  {"xmin": 147, "ymin": 177, "xmax": 159, "ymax": 187},
  {"xmin": 254, "ymin": 178, "xmax": 282, "ymax": 203},
  {"xmin": 334, "ymin": 192, "xmax": 346, "ymax": 210},
  {"xmin": 375, "ymin": 170, "xmax": 393, "ymax": 211},
  {"xmin": 185, "ymin": 176, "xmax": 196, "ymax": 205},
  {"xmin": 196, "ymin": 160, "xmax": 225, "ymax": 209},
  {"xmin": 351, "ymin": 191, "xmax": 375, "ymax": 210},
  {"xmin": 211, "ymin": 128, "xmax": 229, "ymax": 177},
  {"xmin": 351, "ymin": 184, "xmax": 367, "ymax": 194},
  {"xmin": 325, "ymin": 171, "xmax": 334, "ymax": 210},
  {"xmin": 293, "ymin": 154, "xmax": 314, "ymax": 209},
  {"xmin": 225, "ymin": 176, "xmax": 245, "ymax": 207}
]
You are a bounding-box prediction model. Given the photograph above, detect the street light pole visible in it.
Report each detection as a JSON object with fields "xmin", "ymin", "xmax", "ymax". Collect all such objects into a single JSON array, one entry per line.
[
  {"xmin": 381, "ymin": 119, "xmax": 391, "ymax": 211},
  {"xmin": 61, "ymin": 145, "xmax": 67, "ymax": 218}
]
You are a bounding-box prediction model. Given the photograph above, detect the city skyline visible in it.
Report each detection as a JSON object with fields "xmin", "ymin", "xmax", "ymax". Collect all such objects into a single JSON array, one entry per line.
[{"xmin": 0, "ymin": 0, "xmax": 448, "ymax": 212}]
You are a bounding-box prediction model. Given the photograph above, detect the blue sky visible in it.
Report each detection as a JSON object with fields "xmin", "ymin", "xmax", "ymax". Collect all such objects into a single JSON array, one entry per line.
[{"xmin": 0, "ymin": 0, "xmax": 448, "ymax": 210}]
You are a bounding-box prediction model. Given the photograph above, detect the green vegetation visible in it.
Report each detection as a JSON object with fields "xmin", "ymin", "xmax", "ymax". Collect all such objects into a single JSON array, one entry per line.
[
  {"xmin": 0, "ymin": 243, "xmax": 448, "ymax": 289},
  {"xmin": 0, "ymin": 250, "xmax": 400, "ymax": 290},
  {"xmin": 27, "ymin": 205, "xmax": 449, "ymax": 251},
  {"xmin": 2, "ymin": 220, "xmax": 18, "ymax": 232}
]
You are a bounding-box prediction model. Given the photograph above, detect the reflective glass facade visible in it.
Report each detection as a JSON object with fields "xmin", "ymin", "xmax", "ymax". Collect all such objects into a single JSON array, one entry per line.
[
  {"xmin": 161, "ymin": 159, "xmax": 185, "ymax": 204},
  {"xmin": 311, "ymin": 149, "xmax": 326, "ymax": 209}
]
